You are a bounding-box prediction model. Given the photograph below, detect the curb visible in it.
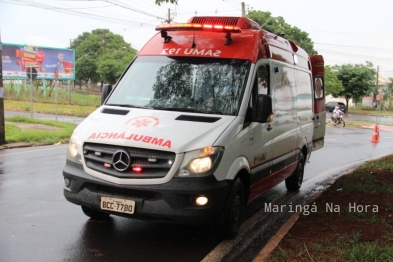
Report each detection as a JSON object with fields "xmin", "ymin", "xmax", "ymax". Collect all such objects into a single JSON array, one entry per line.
[
  {"xmin": 252, "ymin": 212, "xmax": 301, "ymax": 262},
  {"xmin": 1, "ymin": 142, "xmax": 55, "ymax": 150}
]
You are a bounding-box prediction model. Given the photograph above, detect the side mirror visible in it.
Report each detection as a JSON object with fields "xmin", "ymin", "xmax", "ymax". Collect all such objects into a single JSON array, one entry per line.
[
  {"xmin": 255, "ymin": 94, "xmax": 273, "ymax": 123},
  {"xmin": 101, "ymin": 84, "xmax": 112, "ymax": 105}
]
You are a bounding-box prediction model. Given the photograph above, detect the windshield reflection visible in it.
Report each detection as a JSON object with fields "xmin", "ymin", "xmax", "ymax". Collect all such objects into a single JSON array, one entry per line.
[{"xmin": 106, "ymin": 56, "xmax": 251, "ymax": 116}]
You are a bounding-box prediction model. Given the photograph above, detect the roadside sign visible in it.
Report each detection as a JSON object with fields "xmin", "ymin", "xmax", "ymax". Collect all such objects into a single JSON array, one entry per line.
[{"xmin": 376, "ymin": 94, "xmax": 383, "ymax": 102}]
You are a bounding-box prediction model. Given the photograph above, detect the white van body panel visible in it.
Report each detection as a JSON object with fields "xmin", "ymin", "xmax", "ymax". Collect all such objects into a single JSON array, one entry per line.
[
  {"xmin": 213, "ymin": 117, "xmax": 251, "ymax": 180},
  {"xmin": 75, "ymin": 107, "xmax": 235, "ymax": 153},
  {"xmin": 73, "ymin": 107, "xmax": 237, "ymax": 185}
]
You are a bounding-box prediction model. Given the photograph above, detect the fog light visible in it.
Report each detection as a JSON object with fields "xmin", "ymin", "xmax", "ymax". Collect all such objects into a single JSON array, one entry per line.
[
  {"xmin": 195, "ymin": 196, "xmax": 208, "ymax": 206},
  {"xmin": 64, "ymin": 178, "xmax": 71, "ymax": 187}
]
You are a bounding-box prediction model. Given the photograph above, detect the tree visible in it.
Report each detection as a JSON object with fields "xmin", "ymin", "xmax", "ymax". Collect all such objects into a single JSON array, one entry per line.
[
  {"xmin": 389, "ymin": 78, "xmax": 393, "ymax": 90},
  {"xmin": 324, "ymin": 66, "xmax": 344, "ymax": 97},
  {"xmin": 332, "ymin": 62, "xmax": 376, "ymax": 111},
  {"xmin": 70, "ymin": 29, "xmax": 137, "ymax": 88},
  {"xmin": 97, "ymin": 48, "xmax": 136, "ymax": 84},
  {"xmin": 246, "ymin": 11, "xmax": 317, "ymax": 55},
  {"xmin": 381, "ymin": 77, "xmax": 393, "ymax": 110}
]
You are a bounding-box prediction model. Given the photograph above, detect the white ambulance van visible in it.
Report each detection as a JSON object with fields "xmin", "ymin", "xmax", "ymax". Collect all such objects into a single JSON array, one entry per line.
[{"xmin": 63, "ymin": 16, "xmax": 325, "ymax": 239}]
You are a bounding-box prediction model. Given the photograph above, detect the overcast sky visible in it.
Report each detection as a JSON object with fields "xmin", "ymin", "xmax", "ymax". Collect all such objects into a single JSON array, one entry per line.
[{"xmin": 1, "ymin": 0, "xmax": 393, "ymax": 78}]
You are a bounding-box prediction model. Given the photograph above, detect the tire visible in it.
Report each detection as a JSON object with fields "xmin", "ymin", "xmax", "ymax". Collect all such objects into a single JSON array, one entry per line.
[
  {"xmin": 341, "ymin": 119, "xmax": 345, "ymax": 127},
  {"xmin": 216, "ymin": 178, "xmax": 245, "ymax": 239},
  {"xmin": 285, "ymin": 153, "xmax": 305, "ymax": 191},
  {"xmin": 81, "ymin": 206, "xmax": 110, "ymax": 220}
]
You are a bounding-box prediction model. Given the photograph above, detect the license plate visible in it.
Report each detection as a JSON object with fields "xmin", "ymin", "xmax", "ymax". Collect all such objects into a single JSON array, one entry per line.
[{"xmin": 100, "ymin": 197, "xmax": 135, "ymax": 214}]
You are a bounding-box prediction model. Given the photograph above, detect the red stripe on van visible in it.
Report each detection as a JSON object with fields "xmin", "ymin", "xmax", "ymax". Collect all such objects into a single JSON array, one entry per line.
[{"xmin": 248, "ymin": 161, "xmax": 298, "ymax": 203}]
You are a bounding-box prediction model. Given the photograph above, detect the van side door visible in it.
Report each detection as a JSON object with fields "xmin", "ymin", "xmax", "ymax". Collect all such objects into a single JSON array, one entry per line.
[
  {"xmin": 271, "ymin": 64, "xmax": 298, "ymax": 174},
  {"xmin": 247, "ymin": 63, "xmax": 275, "ymax": 202}
]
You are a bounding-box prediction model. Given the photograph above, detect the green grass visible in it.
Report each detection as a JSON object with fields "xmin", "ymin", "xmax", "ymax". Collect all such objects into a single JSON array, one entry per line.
[
  {"xmin": 269, "ymin": 233, "xmax": 393, "ymax": 262},
  {"xmin": 349, "ymin": 107, "xmax": 393, "ymax": 118},
  {"xmin": 3, "ymin": 83, "xmax": 100, "ymax": 117},
  {"xmin": 357, "ymin": 155, "xmax": 393, "ymax": 170},
  {"xmin": 5, "ymin": 116, "xmax": 77, "ymax": 145},
  {"xmin": 5, "ymin": 100, "xmax": 97, "ymax": 117},
  {"xmin": 343, "ymin": 233, "xmax": 393, "ymax": 262},
  {"xmin": 335, "ymin": 172, "xmax": 393, "ymax": 194},
  {"xmin": 4, "ymin": 84, "xmax": 100, "ymax": 107},
  {"xmin": 267, "ymin": 154, "xmax": 393, "ymax": 262}
]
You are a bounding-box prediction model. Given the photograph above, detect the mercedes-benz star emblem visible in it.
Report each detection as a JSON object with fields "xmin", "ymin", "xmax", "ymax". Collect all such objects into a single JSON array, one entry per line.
[{"xmin": 112, "ymin": 150, "xmax": 131, "ymax": 172}]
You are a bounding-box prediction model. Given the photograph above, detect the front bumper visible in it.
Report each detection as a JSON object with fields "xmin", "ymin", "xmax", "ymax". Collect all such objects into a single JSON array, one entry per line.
[{"xmin": 63, "ymin": 161, "xmax": 231, "ymax": 224}]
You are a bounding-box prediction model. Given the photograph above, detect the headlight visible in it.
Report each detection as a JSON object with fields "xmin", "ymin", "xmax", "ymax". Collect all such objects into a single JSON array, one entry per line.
[
  {"xmin": 189, "ymin": 157, "xmax": 212, "ymax": 173},
  {"xmin": 176, "ymin": 146, "xmax": 224, "ymax": 177},
  {"xmin": 66, "ymin": 133, "xmax": 83, "ymax": 165}
]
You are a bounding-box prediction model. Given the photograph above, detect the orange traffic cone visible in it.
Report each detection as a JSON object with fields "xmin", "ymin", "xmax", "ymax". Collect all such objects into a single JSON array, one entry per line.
[
  {"xmin": 371, "ymin": 125, "xmax": 379, "ymax": 143},
  {"xmin": 374, "ymin": 124, "xmax": 380, "ymax": 138}
]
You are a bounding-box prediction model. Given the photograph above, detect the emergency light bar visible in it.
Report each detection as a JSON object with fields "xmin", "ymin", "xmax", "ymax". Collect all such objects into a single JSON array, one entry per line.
[{"xmin": 156, "ymin": 23, "xmax": 242, "ymax": 33}]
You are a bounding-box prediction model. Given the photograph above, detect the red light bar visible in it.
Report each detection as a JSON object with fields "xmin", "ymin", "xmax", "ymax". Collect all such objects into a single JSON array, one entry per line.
[{"xmin": 156, "ymin": 23, "xmax": 241, "ymax": 33}]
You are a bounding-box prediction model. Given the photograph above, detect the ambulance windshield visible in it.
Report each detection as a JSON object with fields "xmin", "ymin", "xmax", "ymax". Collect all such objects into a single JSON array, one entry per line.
[{"xmin": 106, "ymin": 56, "xmax": 251, "ymax": 116}]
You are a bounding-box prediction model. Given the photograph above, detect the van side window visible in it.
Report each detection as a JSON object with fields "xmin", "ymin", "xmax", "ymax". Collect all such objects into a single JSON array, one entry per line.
[
  {"xmin": 257, "ymin": 64, "xmax": 270, "ymax": 95},
  {"xmin": 297, "ymin": 71, "xmax": 313, "ymax": 112},
  {"xmin": 314, "ymin": 76, "xmax": 324, "ymax": 100},
  {"xmin": 244, "ymin": 64, "xmax": 270, "ymax": 127},
  {"xmin": 274, "ymin": 67, "xmax": 295, "ymax": 111}
]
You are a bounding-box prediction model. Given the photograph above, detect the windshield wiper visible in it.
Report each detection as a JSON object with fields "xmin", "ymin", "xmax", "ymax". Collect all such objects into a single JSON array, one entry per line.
[
  {"xmin": 152, "ymin": 107, "xmax": 203, "ymax": 113},
  {"xmin": 106, "ymin": 104, "xmax": 151, "ymax": 109},
  {"xmin": 202, "ymin": 110, "xmax": 225, "ymax": 115}
]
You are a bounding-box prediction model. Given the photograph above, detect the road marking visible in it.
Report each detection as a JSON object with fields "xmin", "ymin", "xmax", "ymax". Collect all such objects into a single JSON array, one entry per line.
[{"xmin": 0, "ymin": 145, "xmax": 68, "ymax": 157}]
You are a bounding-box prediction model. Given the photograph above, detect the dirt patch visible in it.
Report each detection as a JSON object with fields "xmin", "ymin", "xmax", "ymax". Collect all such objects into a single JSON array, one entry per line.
[{"xmin": 266, "ymin": 169, "xmax": 393, "ymax": 261}]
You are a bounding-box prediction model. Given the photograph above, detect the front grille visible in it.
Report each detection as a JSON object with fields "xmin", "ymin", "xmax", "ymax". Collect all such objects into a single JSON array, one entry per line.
[{"xmin": 83, "ymin": 143, "xmax": 175, "ymax": 179}]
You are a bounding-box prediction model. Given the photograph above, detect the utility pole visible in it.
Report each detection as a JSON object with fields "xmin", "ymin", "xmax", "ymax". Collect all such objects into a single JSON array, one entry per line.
[
  {"xmin": 241, "ymin": 2, "xmax": 246, "ymax": 17},
  {"xmin": 376, "ymin": 65, "xmax": 379, "ymax": 92},
  {"xmin": 0, "ymin": 33, "xmax": 5, "ymax": 145},
  {"xmin": 168, "ymin": 8, "xmax": 171, "ymax": 23},
  {"xmin": 376, "ymin": 65, "xmax": 381, "ymax": 123}
]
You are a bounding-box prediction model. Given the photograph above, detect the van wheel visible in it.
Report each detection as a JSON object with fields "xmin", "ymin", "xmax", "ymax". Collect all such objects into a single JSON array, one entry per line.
[
  {"xmin": 216, "ymin": 178, "xmax": 245, "ymax": 240},
  {"xmin": 285, "ymin": 154, "xmax": 305, "ymax": 191},
  {"xmin": 81, "ymin": 206, "xmax": 110, "ymax": 220}
]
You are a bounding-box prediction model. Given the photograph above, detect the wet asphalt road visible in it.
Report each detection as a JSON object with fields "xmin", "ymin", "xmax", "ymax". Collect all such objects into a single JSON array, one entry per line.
[
  {"xmin": 1, "ymin": 115, "xmax": 393, "ymax": 262},
  {"xmin": 0, "ymin": 145, "xmax": 220, "ymax": 262}
]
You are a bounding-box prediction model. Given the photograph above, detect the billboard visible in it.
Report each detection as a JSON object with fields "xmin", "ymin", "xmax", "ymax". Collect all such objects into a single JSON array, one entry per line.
[{"xmin": 2, "ymin": 43, "xmax": 75, "ymax": 80}]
